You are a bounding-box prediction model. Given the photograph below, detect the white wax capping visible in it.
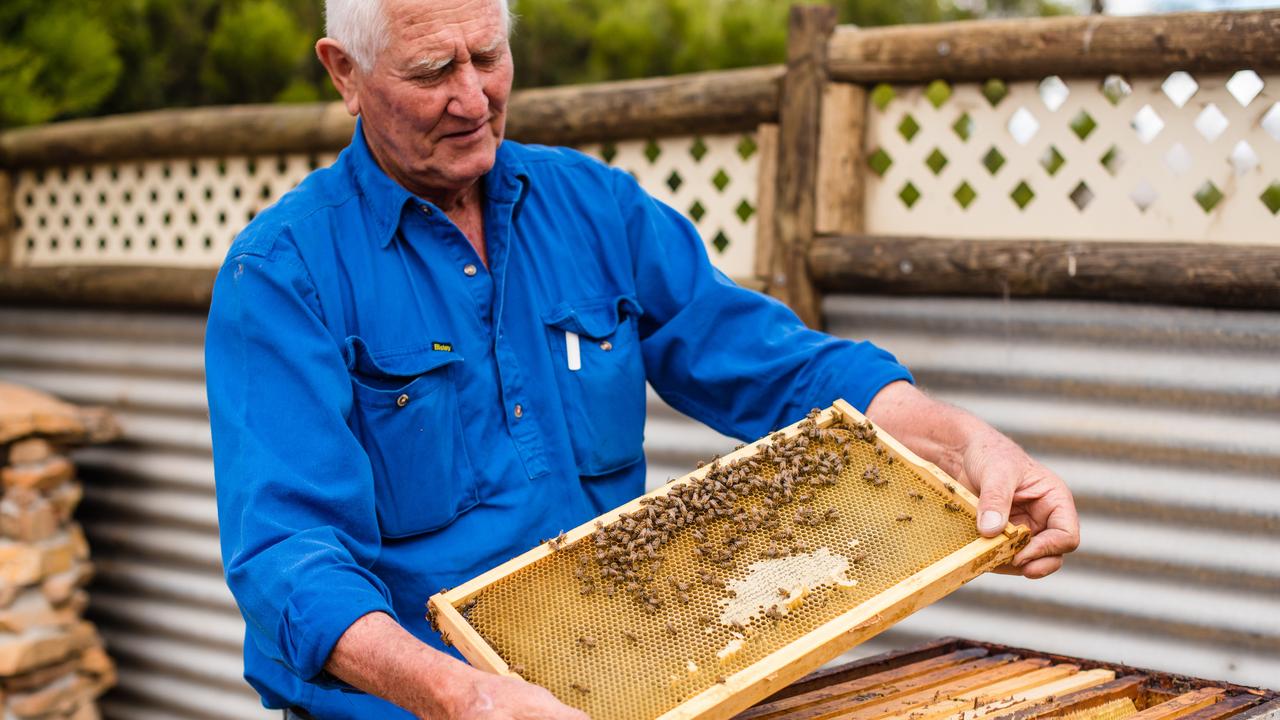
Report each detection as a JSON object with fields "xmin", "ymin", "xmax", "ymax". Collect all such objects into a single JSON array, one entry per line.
[{"xmin": 718, "ymin": 547, "xmax": 853, "ymax": 627}]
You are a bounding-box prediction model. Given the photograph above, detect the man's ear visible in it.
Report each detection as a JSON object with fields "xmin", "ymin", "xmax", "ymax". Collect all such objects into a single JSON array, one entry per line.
[{"xmin": 316, "ymin": 39, "xmax": 362, "ymax": 117}]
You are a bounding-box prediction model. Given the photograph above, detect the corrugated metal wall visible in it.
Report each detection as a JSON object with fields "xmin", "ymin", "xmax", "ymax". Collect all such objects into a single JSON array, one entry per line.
[{"xmin": 0, "ymin": 294, "xmax": 1276, "ymax": 718}]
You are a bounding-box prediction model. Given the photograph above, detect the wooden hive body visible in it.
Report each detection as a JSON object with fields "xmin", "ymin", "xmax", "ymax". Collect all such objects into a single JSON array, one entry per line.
[{"xmin": 430, "ymin": 400, "xmax": 1029, "ymax": 720}]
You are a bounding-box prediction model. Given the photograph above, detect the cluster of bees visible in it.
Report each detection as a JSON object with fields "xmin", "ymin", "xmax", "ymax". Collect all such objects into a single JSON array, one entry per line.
[{"xmin": 560, "ymin": 409, "xmax": 884, "ymax": 610}]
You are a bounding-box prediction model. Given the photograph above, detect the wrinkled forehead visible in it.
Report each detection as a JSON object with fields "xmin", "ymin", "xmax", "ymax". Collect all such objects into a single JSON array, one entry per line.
[{"xmin": 380, "ymin": 0, "xmax": 508, "ymax": 65}]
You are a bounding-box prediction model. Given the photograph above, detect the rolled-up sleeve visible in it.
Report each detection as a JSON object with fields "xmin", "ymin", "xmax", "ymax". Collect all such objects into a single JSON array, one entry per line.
[
  {"xmin": 611, "ymin": 169, "xmax": 914, "ymax": 441},
  {"xmin": 205, "ymin": 239, "xmax": 396, "ymax": 683}
]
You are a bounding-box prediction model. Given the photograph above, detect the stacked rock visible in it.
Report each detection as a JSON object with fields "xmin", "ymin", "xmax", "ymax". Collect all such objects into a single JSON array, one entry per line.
[{"xmin": 0, "ymin": 383, "xmax": 118, "ymax": 720}]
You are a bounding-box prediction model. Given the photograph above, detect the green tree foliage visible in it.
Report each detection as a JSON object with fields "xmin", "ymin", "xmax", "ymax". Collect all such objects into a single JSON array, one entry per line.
[
  {"xmin": 0, "ymin": 0, "xmax": 122, "ymax": 126},
  {"xmin": 0, "ymin": 0, "xmax": 1073, "ymax": 128}
]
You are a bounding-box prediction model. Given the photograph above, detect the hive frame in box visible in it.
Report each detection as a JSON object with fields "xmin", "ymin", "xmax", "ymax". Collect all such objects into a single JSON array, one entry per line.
[{"xmin": 430, "ymin": 399, "xmax": 1031, "ymax": 720}]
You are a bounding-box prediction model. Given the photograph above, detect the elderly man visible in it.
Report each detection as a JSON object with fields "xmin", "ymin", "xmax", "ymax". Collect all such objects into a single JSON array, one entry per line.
[{"xmin": 204, "ymin": 0, "xmax": 1080, "ymax": 717}]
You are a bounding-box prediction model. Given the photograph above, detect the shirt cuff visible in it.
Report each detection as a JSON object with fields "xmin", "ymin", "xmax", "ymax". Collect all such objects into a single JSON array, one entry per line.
[{"xmin": 284, "ymin": 569, "xmax": 398, "ymax": 685}]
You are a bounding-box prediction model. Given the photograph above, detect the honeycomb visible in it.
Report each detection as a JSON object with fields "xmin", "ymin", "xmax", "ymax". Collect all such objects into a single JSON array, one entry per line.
[
  {"xmin": 451, "ymin": 409, "xmax": 983, "ymax": 720},
  {"xmin": 1052, "ymin": 698, "xmax": 1139, "ymax": 720}
]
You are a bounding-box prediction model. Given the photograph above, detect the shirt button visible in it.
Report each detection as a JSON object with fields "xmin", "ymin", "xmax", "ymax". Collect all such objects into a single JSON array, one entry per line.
[
  {"xmin": 396, "ymin": 394, "xmax": 410, "ymax": 408},
  {"xmin": 513, "ymin": 403, "xmax": 524, "ymax": 419},
  {"xmin": 419, "ymin": 204, "xmax": 433, "ymax": 216},
  {"xmin": 463, "ymin": 264, "xmax": 478, "ymax": 277},
  {"xmin": 599, "ymin": 340, "xmax": 613, "ymax": 351}
]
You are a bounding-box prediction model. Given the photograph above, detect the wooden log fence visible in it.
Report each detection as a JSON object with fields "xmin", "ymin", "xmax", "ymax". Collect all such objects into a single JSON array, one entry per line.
[{"xmin": 2, "ymin": 8, "xmax": 1279, "ymax": 317}]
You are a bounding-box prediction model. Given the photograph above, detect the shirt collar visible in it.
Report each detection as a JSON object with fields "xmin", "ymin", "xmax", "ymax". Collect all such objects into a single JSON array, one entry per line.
[{"xmin": 344, "ymin": 118, "xmax": 530, "ymax": 249}]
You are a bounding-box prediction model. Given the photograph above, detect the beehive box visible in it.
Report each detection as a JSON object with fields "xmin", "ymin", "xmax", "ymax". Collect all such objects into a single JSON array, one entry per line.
[
  {"xmin": 429, "ymin": 400, "xmax": 1029, "ymax": 720},
  {"xmin": 745, "ymin": 637, "xmax": 1279, "ymax": 720}
]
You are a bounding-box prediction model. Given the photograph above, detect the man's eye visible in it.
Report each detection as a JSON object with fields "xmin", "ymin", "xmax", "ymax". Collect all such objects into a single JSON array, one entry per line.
[{"xmin": 473, "ymin": 53, "xmax": 501, "ymax": 67}]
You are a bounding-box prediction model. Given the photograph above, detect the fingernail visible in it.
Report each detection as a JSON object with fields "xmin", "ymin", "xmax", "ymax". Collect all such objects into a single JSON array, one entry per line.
[{"xmin": 979, "ymin": 511, "xmax": 1004, "ymax": 534}]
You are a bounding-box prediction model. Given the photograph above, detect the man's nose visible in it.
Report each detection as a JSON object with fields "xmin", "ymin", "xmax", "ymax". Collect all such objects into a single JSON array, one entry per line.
[{"xmin": 446, "ymin": 64, "xmax": 489, "ymax": 120}]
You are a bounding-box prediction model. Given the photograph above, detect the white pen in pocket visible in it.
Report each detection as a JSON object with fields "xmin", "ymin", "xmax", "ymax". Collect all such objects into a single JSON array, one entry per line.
[{"xmin": 565, "ymin": 330, "xmax": 582, "ymax": 371}]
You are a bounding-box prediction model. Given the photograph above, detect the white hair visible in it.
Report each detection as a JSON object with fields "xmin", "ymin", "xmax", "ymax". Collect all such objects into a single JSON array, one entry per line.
[{"xmin": 326, "ymin": 0, "xmax": 513, "ymax": 72}]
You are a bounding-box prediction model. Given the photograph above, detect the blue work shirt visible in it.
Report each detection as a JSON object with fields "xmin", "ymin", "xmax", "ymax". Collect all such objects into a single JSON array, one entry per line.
[{"xmin": 204, "ymin": 120, "xmax": 912, "ymax": 718}]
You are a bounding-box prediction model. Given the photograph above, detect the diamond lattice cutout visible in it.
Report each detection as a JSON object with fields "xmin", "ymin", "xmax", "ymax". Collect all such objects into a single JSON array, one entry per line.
[
  {"xmin": 1194, "ymin": 104, "xmax": 1229, "ymax": 142},
  {"xmin": 983, "ymin": 147, "xmax": 1006, "ymax": 176},
  {"xmin": 644, "ymin": 140, "xmax": 662, "ymax": 164},
  {"xmin": 952, "ymin": 113, "xmax": 973, "ymax": 142},
  {"xmin": 925, "ymin": 148, "xmax": 949, "ymax": 175},
  {"xmin": 1070, "ymin": 111, "xmax": 1097, "ymax": 141},
  {"xmin": 666, "ymin": 171, "xmax": 683, "ymax": 193},
  {"xmin": 1194, "ymin": 181, "xmax": 1224, "ymax": 213},
  {"xmin": 1230, "ymin": 140, "xmax": 1260, "ymax": 176},
  {"xmin": 898, "ymin": 115, "xmax": 921, "ymax": 142},
  {"xmin": 712, "ymin": 231, "xmax": 730, "ymax": 253},
  {"xmin": 1264, "ymin": 103, "xmax": 1280, "ymax": 142},
  {"xmin": 1069, "ymin": 182, "xmax": 1094, "ymax": 211},
  {"xmin": 1008, "ymin": 107, "xmax": 1039, "ymax": 145},
  {"xmin": 925, "ymin": 80, "xmax": 952, "ymax": 109},
  {"xmin": 736, "ymin": 135, "xmax": 757, "ymax": 161},
  {"xmin": 982, "ymin": 79, "xmax": 1009, "ymax": 107},
  {"xmin": 1100, "ymin": 145, "xmax": 1124, "ymax": 176},
  {"xmin": 1101, "ymin": 75, "xmax": 1133, "ymax": 106},
  {"xmin": 954, "ymin": 181, "xmax": 977, "ymax": 210},
  {"xmin": 1039, "ymin": 76, "xmax": 1069, "ymax": 112},
  {"xmin": 1261, "ymin": 182, "xmax": 1280, "ymax": 215},
  {"xmin": 1132, "ymin": 105, "xmax": 1165, "ymax": 144},
  {"xmin": 689, "ymin": 138, "xmax": 708, "ymax": 162},
  {"xmin": 1161, "ymin": 71, "xmax": 1198, "ymax": 108},
  {"xmin": 1226, "ymin": 70, "xmax": 1264, "ymax": 108},
  {"xmin": 712, "ymin": 169, "xmax": 730, "ymax": 192},
  {"xmin": 1130, "ymin": 179, "xmax": 1158, "ymax": 213},
  {"xmin": 1010, "ymin": 181, "xmax": 1035, "ymax": 210},
  {"xmin": 735, "ymin": 200, "xmax": 755, "ymax": 223},
  {"xmin": 1100, "ymin": 143, "xmax": 1121, "ymax": 175},
  {"xmin": 688, "ymin": 200, "xmax": 706, "ymax": 223},
  {"xmin": 868, "ymin": 148, "xmax": 893, "ymax": 177},
  {"xmin": 899, "ymin": 182, "xmax": 921, "ymax": 208},
  {"xmin": 1040, "ymin": 146, "xmax": 1065, "ymax": 176},
  {"xmin": 1164, "ymin": 143, "xmax": 1193, "ymax": 176},
  {"xmin": 871, "ymin": 84, "xmax": 896, "ymax": 111}
]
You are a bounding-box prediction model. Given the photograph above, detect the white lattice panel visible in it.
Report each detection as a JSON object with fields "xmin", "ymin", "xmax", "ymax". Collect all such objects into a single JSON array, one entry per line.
[
  {"xmin": 579, "ymin": 133, "xmax": 761, "ymax": 279},
  {"xmin": 12, "ymin": 155, "xmax": 335, "ymax": 267},
  {"xmin": 10, "ymin": 133, "xmax": 761, "ymax": 278},
  {"xmin": 862, "ymin": 72, "xmax": 1280, "ymax": 244}
]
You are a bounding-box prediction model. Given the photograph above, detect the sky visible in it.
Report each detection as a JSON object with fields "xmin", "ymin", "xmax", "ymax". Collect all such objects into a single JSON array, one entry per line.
[{"xmin": 1102, "ymin": 0, "xmax": 1280, "ymax": 12}]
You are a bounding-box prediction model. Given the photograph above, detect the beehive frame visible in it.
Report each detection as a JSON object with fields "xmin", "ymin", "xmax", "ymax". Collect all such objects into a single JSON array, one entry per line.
[{"xmin": 430, "ymin": 400, "xmax": 1030, "ymax": 720}]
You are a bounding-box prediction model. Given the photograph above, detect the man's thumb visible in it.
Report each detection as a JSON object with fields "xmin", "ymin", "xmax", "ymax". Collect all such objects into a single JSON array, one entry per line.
[{"xmin": 977, "ymin": 485, "xmax": 1012, "ymax": 537}]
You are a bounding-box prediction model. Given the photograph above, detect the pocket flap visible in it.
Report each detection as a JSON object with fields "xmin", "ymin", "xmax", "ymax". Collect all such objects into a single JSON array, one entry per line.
[
  {"xmin": 541, "ymin": 294, "xmax": 643, "ymax": 339},
  {"xmin": 343, "ymin": 336, "xmax": 462, "ymax": 381}
]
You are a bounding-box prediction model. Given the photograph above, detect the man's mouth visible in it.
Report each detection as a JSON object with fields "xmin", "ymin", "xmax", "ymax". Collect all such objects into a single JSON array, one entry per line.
[{"xmin": 442, "ymin": 123, "xmax": 487, "ymax": 141}]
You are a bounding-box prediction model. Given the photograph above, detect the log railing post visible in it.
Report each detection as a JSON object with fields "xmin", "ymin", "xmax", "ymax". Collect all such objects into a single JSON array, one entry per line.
[
  {"xmin": 768, "ymin": 3, "xmax": 838, "ymax": 329},
  {"xmin": 0, "ymin": 171, "xmax": 12, "ymax": 267}
]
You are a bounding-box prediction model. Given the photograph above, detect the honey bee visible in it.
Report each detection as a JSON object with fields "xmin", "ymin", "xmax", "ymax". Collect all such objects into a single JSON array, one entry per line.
[
  {"xmin": 716, "ymin": 675, "xmax": 728, "ymax": 684},
  {"xmin": 896, "ymin": 514, "xmax": 912, "ymax": 522},
  {"xmin": 945, "ymin": 483, "xmax": 957, "ymax": 494},
  {"xmin": 570, "ymin": 682, "xmax": 590, "ymax": 694},
  {"xmin": 623, "ymin": 630, "xmax": 638, "ymax": 643},
  {"xmin": 777, "ymin": 587, "xmax": 790, "ymax": 598},
  {"xmin": 510, "ymin": 664, "xmax": 526, "ymax": 676},
  {"xmin": 730, "ymin": 619, "xmax": 745, "ymax": 632},
  {"xmin": 944, "ymin": 501, "xmax": 963, "ymax": 512},
  {"xmin": 908, "ymin": 491, "xmax": 924, "ymax": 501},
  {"xmin": 578, "ymin": 635, "xmax": 597, "ymax": 649},
  {"xmin": 850, "ymin": 551, "xmax": 867, "ymax": 563},
  {"xmin": 665, "ymin": 621, "xmax": 678, "ymax": 636}
]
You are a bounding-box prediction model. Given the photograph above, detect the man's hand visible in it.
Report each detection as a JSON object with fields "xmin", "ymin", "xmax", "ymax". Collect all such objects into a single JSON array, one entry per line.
[
  {"xmin": 445, "ymin": 667, "xmax": 592, "ymax": 720},
  {"xmin": 865, "ymin": 381, "xmax": 1080, "ymax": 579},
  {"xmin": 325, "ymin": 612, "xmax": 589, "ymax": 719}
]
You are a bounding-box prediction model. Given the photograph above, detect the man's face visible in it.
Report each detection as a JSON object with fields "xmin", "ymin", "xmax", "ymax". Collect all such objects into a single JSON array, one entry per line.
[{"xmin": 356, "ymin": 0, "xmax": 513, "ymax": 197}]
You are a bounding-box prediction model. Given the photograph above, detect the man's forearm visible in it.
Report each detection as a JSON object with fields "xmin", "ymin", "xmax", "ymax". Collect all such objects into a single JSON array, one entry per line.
[
  {"xmin": 864, "ymin": 380, "xmax": 984, "ymax": 479},
  {"xmin": 325, "ymin": 612, "xmax": 468, "ymax": 717}
]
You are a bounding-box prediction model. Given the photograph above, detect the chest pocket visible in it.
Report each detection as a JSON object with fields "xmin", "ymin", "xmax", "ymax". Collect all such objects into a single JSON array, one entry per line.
[
  {"xmin": 343, "ymin": 337, "xmax": 479, "ymax": 538},
  {"xmin": 542, "ymin": 295, "xmax": 646, "ymax": 476}
]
